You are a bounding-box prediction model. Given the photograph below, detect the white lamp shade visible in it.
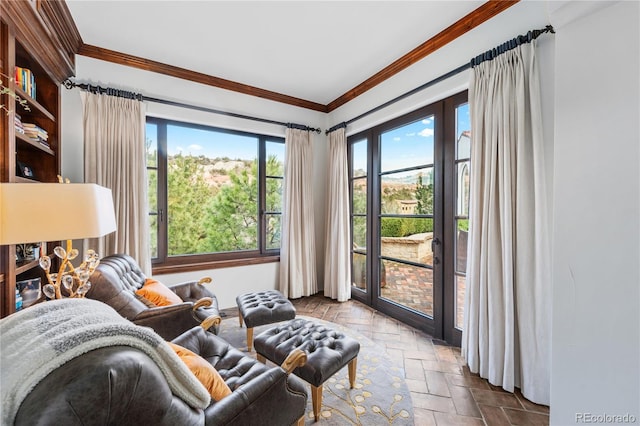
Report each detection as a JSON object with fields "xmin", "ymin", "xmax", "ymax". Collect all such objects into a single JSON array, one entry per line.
[{"xmin": 0, "ymin": 183, "xmax": 117, "ymax": 245}]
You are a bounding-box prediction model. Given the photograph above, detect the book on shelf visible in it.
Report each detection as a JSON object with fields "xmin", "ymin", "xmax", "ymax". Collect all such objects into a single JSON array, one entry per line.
[
  {"xmin": 14, "ymin": 113, "xmax": 24, "ymax": 134},
  {"xmin": 14, "ymin": 66, "xmax": 36, "ymax": 99},
  {"xmin": 21, "ymin": 122, "xmax": 48, "ymax": 146}
]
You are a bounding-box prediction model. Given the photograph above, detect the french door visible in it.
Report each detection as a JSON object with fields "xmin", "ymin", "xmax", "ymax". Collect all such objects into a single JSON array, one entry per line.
[{"xmin": 349, "ymin": 91, "xmax": 469, "ymax": 345}]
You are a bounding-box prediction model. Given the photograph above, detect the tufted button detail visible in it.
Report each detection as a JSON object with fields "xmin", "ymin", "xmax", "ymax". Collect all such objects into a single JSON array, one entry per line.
[
  {"xmin": 253, "ymin": 318, "xmax": 361, "ymax": 388},
  {"xmin": 236, "ymin": 290, "xmax": 296, "ymax": 329}
]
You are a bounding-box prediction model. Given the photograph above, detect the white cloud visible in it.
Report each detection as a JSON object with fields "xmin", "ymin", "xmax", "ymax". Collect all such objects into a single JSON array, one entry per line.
[
  {"xmin": 406, "ymin": 132, "xmax": 416, "ymax": 137},
  {"xmin": 393, "ymin": 137, "xmax": 401, "ymax": 142},
  {"xmin": 418, "ymin": 128, "xmax": 434, "ymax": 137},
  {"xmin": 175, "ymin": 146, "xmax": 184, "ymax": 152},
  {"xmin": 422, "ymin": 118, "xmax": 433, "ymax": 124},
  {"xmin": 188, "ymin": 144, "xmax": 203, "ymax": 151}
]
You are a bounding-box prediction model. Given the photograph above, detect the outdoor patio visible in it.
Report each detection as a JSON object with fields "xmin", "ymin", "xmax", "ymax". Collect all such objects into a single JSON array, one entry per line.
[{"xmin": 379, "ymin": 260, "xmax": 466, "ymax": 329}]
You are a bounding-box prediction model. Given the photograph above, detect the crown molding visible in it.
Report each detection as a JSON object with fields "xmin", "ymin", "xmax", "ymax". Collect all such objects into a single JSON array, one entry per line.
[{"xmin": 77, "ymin": 44, "xmax": 328, "ymax": 113}]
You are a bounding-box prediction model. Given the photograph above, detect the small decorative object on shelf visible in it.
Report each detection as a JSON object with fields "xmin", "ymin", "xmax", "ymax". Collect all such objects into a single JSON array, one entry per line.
[
  {"xmin": 15, "ymin": 243, "xmax": 41, "ymax": 262},
  {"xmin": 15, "ymin": 161, "xmax": 36, "ymax": 180},
  {"xmin": 16, "ymin": 278, "xmax": 41, "ymax": 308},
  {"xmin": 15, "ymin": 289, "xmax": 22, "ymax": 311}
]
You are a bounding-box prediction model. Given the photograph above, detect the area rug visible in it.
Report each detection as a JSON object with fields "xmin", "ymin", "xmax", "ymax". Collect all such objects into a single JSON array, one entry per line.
[{"xmin": 218, "ymin": 315, "xmax": 414, "ymax": 425}]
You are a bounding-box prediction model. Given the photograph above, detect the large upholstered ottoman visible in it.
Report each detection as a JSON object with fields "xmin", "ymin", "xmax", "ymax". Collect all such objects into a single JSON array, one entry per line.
[
  {"xmin": 254, "ymin": 318, "xmax": 361, "ymax": 421},
  {"xmin": 236, "ymin": 290, "xmax": 296, "ymax": 351}
]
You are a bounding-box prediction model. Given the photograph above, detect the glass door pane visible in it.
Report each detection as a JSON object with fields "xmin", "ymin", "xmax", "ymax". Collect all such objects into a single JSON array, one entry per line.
[
  {"xmin": 351, "ymin": 139, "xmax": 368, "ymax": 293},
  {"xmin": 378, "ymin": 116, "xmax": 435, "ymax": 316},
  {"xmin": 454, "ymin": 102, "xmax": 470, "ymax": 330}
]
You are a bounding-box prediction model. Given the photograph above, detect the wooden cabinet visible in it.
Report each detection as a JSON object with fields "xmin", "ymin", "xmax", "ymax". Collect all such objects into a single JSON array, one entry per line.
[{"xmin": 0, "ymin": 1, "xmax": 80, "ymax": 317}]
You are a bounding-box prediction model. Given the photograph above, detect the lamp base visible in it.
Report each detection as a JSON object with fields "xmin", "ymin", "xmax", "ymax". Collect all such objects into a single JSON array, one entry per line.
[{"xmin": 39, "ymin": 240, "xmax": 100, "ymax": 300}]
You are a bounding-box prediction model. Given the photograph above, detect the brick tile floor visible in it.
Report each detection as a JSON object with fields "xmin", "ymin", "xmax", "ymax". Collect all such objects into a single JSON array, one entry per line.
[
  {"xmin": 379, "ymin": 260, "xmax": 466, "ymax": 328},
  {"xmin": 286, "ymin": 294, "xmax": 550, "ymax": 426}
]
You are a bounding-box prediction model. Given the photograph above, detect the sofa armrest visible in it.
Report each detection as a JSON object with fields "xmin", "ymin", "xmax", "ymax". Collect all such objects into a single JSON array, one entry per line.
[
  {"xmin": 281, "ymin": 349, "xmax": 307, "ymax": 375},
  {"xmin": 133, "ymin": 303, "xmax": 201, "ymax": 340},
  {"xmin": 170, "ymin": 278, "xmax": 214, "ymax": 302},
  {"xmin": 193, "ymin": 297, "xmax": 213, "ymax": 309},
  {"xmin": 199, "ymin": 314, "xmax": 222, "ymax": 331},
  {"xmin": 205, "ymin": 368, "xmax": 307, "ymax": 426},
  {"xmin": 135, "ymin": 302, "xmax": 194, "ymax": 318}
]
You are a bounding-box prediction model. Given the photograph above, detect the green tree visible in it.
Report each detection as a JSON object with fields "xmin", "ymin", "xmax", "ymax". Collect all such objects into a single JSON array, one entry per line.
[
  {"xmin": 205, "ymin": 162, "xmax": 258, "ymax": 252},
  {"xmin": 415, "ymin": 172, "xmax": 433, "ymax": 215},
  {"xmin": 204, "ymin": 155, "xmax": 284, "ymax": 252},
  {"xmin": 351, "ymin": 184, "xmax": 367, "ymax": 248},
  {"xmin": 264, "ymin": 155, "xmax": 283, "ymax": 249},
  {"xmin": 167, "ymin": 154, "xmax": 214, "ymax": 255}
]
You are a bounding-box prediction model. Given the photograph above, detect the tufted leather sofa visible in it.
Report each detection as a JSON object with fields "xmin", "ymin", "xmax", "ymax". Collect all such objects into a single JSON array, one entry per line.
[
  {"xmin": 87, "ymin": 254, "xmax": 221, "ymax": 340},
  {"xmin": 15, "ymin": 326, "xmax": 308, "ymax": 426}
]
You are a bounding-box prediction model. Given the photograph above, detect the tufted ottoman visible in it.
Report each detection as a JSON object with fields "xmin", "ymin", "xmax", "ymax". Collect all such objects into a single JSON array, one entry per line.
[
  {"xmin": 236, "ymin": 290, "xmax": 296, "ymax": 352},
  {"xmin": 254, "ymin": 318, "xmax": 361, "ymax": 421}
]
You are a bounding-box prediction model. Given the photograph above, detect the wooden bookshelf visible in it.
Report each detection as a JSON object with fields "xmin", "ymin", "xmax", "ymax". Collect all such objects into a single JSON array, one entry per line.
[{"xmin": 0, "ymin": 1, "xmax": 81, "ymax": 317}]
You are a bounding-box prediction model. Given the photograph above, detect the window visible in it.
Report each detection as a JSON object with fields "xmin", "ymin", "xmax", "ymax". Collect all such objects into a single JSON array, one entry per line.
[{"xmin": 146, "ymin": 117, "xmax": 283, "ymax": 269}]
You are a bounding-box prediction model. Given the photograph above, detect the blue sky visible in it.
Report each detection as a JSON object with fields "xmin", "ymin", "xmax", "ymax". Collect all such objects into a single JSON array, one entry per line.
[
  {"xmin": 352, "ymin": 103, "xmax": 470, "ymax": 174},
  {"xmin": 167, "ymin": 125, "xmax": 258, "ymax": 159},
  {"xmin": 146, "ymin": 123, "xmax": 284, "ymax": 161},
  {"xmin": 146, "ymin": 103, "xmax": 469, "ymax": 167}
]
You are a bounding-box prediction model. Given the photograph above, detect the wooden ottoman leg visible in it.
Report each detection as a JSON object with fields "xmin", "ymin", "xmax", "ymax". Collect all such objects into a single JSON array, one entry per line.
[
  {"xmin": 246, "ymin": 327, "xmax": 254, "ymax": 352},
  {"xmin": 348, "ymin": 358, "xmax": 357, "ymax": 388},
  {"xmin": 296, "ymin": 415, "xmax": 305, "ymax": 426},
  {"xmin": 239, "ymin": 311, "xmax": 243, "ymax": 327},
  {"xmin": 257, "ymin": 353, "xmax": 266, "ymax": 364},
  {"xmin": 311, "ymin": 385, "xmax": 323, "ymax": 422}
]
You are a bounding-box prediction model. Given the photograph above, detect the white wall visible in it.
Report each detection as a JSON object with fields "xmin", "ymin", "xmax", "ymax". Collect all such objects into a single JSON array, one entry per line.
[
  {"xmin": 549, "ymin": 1, "xmax": 640, "ymax": 423},
  {"xmin": 61, "ymin": 56, "xmax": 327, "ymax": 308}
]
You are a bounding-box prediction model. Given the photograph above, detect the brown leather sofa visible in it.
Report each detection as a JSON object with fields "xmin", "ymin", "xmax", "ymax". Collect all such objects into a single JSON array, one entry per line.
[
  {"xmin": 88, "ymin": 254, "xmax": 222, "ymax": 340},
  {"xmin": 15, "ymin": 326, "xmax": 309, "ymax": 425}
]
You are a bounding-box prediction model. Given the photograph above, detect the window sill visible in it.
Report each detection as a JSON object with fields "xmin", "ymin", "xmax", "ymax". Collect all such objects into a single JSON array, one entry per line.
[{"xmin": 152, "ymin": 255, "xmax": 280, "ymax": 275}]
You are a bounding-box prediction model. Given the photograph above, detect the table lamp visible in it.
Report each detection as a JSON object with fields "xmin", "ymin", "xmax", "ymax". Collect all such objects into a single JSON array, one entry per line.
[{"xmin": 0, "ymin": 183, "xmax": 117, "ymax": 299}]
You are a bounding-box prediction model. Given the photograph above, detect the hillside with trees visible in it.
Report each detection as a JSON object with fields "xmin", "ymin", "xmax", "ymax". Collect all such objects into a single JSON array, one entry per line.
[{"xmin": 164, "ymin": 154, "xmax": 282, "ymax": 255}]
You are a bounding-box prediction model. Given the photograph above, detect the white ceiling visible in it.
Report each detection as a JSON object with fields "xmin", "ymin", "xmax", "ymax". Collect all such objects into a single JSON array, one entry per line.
[{"xmin": 65, "ymin": 1, "xmax": 485, "ymax": 105}]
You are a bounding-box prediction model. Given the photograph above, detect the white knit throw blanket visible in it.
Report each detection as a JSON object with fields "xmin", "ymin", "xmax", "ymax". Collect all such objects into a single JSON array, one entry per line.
[{"xmin": 0, "ymin": 298, "xmax": 210, "ymax": 425}]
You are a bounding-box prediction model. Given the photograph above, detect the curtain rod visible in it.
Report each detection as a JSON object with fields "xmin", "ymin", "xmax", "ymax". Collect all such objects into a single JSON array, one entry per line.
[
  {"xmin": 63, "ymin": 80, "xmax": 322, "ymax": 134},
  {"xmin": 326, "ymin": 25, "xmax": 554, "ymax": 134}
]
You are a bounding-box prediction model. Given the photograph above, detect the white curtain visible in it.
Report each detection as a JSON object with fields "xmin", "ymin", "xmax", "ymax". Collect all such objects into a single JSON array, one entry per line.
[
  {"xmin": 81, "ymin": 91, "xmax": 151, "ymax": 274},
  {"xmin": 324, "ymin": 127, "xmax": 351, "ymax": 302},
  {"xmin": 279, "ymin": 128, "xmax": 317, "ymax": 298},
  {"xmin": 462, "ymin": 42, "xmax": 551, "ymax": 405}
]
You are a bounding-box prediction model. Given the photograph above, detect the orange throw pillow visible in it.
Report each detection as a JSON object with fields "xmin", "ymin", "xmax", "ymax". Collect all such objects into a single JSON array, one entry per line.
[
  {"xmin": 168, "ymin": 342, "xmax": 232, "ymax": 401},
  {"xmin": 136, "ymin": 278, "xmax": 183, "ymax": 306}
]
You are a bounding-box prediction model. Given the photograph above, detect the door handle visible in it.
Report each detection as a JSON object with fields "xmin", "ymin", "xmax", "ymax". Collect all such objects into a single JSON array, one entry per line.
[
  {"xmin": 431, "ymin": 237, "xmax": 440, "ymax": 252},
  {"xmin": 431, "ymin": 237, "xmax": 440, "ymax": 265}
]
